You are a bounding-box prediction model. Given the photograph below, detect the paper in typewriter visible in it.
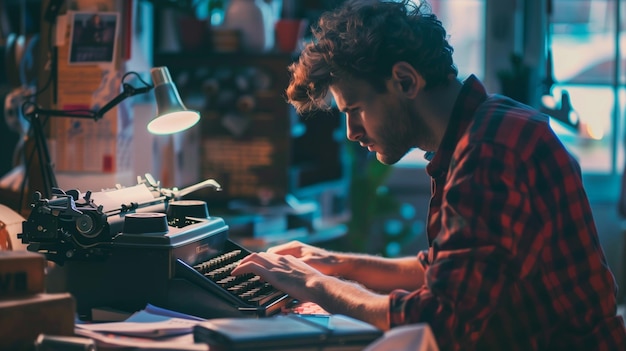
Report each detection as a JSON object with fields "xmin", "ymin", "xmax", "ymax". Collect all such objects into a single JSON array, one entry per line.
[{"xmin": 88, "ymin": 183, "xmax": 158, "ymax": 212}]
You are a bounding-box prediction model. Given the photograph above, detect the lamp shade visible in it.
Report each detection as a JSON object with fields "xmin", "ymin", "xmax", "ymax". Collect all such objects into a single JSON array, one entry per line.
[{"xmin": 147, "ymin": 66, "xmax": 200, "ymax": 135}]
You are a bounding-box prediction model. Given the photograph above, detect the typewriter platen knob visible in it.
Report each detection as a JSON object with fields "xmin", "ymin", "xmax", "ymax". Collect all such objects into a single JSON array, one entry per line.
[
  {"xmin": 122, "ymin": 213, "xmax": 169, "ymax": 235},
  {"xmin": 167, "ymin": 200, "xmax": 210, "ymax": 227},
  {"xmin": 76, "ymin": 213, "xmax": 97, "ymax": 237}
]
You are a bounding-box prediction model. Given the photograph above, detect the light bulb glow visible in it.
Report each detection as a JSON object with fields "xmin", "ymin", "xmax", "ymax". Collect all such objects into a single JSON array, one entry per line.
[{"xmin": 147, "ymin": 111, "xmax": 200, "ymax": 135}]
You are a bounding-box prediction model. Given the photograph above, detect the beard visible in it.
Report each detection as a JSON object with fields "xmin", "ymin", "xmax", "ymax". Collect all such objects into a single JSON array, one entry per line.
[
  {"xmin": 376, "ymin": 140, "xmax": 409, "ymax": 165},
  {"xmin": 375, "ymin": 99, "xmax": 433, "ymax": 165}
]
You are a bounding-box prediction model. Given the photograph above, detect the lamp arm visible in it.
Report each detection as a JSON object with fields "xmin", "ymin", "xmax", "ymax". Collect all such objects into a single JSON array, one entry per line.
[
  {"xmin": 22, "ymin": 67, "xmax": 193, "ymax": 203},
  {"xmin": 27, "ymin": 83, "xmax": 153, "ymax": 121},
  {"xmin": 23, "ymin": 81, "xmax": 154, "ymax": 201},
  {"xmin": 29, "ymin": 107, "xmax": 96, "ymax": 120},
  {"xmin": 94, "ymin": 83, "xmax": 153, "ymax": 120}
]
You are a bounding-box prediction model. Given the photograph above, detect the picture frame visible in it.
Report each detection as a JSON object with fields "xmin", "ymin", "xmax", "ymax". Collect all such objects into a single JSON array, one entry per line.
[{"xmin": 69, "ymin": 11, "xmax": 119, "ymax": 64}]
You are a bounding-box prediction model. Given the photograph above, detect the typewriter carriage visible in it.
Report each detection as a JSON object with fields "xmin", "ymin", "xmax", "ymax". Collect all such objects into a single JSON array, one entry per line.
[{"xmin": 18, "ymin": 176, "xmax": 222, "ymax": 264}]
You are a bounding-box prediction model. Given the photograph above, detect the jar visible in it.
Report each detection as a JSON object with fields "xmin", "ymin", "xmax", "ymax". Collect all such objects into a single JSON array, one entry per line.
[{"xmin": 224, "ymin": 0, "xmax": 275, "ymax": 52}]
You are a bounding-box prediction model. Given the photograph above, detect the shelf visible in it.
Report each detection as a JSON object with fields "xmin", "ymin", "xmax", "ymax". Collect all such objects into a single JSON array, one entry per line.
[{"xmin": 154, "ymin": 51, "xmax": 298, "ymax": 67}]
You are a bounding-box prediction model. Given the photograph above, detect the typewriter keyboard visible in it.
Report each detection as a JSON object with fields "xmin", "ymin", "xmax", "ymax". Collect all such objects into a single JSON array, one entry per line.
[{"xmin": 193, "ymin": 249, "xmax": 285, "ymax": 306}]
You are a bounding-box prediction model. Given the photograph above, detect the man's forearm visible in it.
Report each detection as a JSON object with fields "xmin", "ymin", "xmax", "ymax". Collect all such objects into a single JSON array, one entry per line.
[
  {"xmin": 305, "ymin": 274, "xmax": 390, "ymax": 330},
  {"xmin": 334, "ymin": 254, "xmax": 425, "ymax": 293}
]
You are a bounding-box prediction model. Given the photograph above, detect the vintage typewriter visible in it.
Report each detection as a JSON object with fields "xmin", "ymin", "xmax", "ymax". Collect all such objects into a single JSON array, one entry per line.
[{"xmin": 18, "ymin": 176, "xmax": 294, "ymax": 321}]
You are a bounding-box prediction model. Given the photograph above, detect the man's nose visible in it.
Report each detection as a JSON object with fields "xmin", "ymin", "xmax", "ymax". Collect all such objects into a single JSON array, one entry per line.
[{"xmin": 346, "ymin": 114, "xmax": 363, "ymax": 142}]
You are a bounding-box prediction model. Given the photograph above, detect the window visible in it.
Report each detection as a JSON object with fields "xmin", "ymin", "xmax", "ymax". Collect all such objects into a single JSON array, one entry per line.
[{"xmin": 550, "ymin": 0, "xmax": 624, "ymax": 175}]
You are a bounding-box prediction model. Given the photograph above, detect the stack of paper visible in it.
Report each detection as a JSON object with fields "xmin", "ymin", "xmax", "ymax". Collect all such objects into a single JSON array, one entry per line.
[{"xmin": 75, "ymin": 304, "xmax": 208, "ymax": 350}]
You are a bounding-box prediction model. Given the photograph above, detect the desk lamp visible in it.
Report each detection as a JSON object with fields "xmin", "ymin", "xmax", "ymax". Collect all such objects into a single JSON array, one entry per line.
[
  {"xmin": 148, "ymin": 67, "xmax": 200, "ymax": 134},
  {"xmin": 24, "ymin": 66, "xmax": 200, "ymax": 200}
]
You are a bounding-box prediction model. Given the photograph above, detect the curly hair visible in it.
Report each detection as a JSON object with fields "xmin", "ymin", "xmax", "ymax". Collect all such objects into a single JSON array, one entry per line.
[{"xmin": 286, "ymin": 0, "xmax": 457, "ymax": 114}]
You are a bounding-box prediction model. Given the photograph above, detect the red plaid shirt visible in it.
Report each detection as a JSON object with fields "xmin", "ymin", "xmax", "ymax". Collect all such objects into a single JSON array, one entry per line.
[{"xmin": 389, "ymin": 75, "xmax": 626, "ymax": 350}]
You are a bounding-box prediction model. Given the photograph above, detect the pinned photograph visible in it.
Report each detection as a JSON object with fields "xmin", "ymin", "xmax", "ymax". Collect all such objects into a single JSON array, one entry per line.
[{"xmin": 69, "ymin": 12, "xmax": 119, "ymax": 64}]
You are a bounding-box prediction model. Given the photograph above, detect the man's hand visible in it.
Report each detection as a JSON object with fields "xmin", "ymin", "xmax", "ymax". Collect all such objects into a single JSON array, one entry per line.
[
  {"xmin": 232, "ymin": 244, "xmax": 392, "ymax": 330},
  {"xmin": 266, "ymin": 240, "xmax": 342, "ymax": 276},
  {"xmin": 230, "ymin": 251, "xmax": 324, "ymax": 302}
]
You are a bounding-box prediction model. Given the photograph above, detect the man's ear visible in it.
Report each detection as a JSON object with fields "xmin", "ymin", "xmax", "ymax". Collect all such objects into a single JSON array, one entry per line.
[{"xmin": 391, "ymin": 62, "xmax": 424, "ymax": 98}]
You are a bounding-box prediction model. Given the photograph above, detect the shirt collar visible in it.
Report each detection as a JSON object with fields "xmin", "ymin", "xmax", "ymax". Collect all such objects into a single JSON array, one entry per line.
[{"xmin": 425, "ymin": 74, "xmax": 488, "ymax": 178}]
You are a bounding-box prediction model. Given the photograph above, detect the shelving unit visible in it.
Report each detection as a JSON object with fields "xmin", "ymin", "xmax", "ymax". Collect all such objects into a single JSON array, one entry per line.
[{"xmin": 154, "ymin": 50, "xmax": 349, "ymax": 245}]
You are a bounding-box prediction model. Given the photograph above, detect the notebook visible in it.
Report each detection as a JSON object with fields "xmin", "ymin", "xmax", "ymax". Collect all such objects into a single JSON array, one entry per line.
[{"xmin": 193, "ymin": 313, "xmax": 383, "ymax": 351}]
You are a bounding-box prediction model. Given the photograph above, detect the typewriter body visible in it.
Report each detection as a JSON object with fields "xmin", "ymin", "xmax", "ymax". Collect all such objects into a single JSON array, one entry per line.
[{"xmin": 18, "ymin": 177, "xmax": 293, "ymax": 321}]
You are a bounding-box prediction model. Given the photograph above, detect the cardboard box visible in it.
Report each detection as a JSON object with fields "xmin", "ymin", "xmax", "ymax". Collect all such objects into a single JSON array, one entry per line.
[
  {"xmin": 0, "ymin": 250, "xmax": 45, "ymax": 298},
  {"xmin": 0, "ymin": 293, "xmax": 75, "ymax": 351},
  {"xmin": 0, "ymin": 203, "xmax": 28, "ymax": 251}
]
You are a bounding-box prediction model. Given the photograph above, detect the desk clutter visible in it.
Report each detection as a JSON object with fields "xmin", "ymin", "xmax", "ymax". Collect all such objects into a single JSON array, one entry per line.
[
  {"xmin": 71, "ymin": 303, "xmax": 383, "ymax": 350},
  {"xmin": 0, "ymin": 175, "xmax": 390, "ymax": 350},
  {"xmin": 74, "ymin": 304, "xmax": 210, "ymax": 350},
  {"xmin": 0, "ymin": 251, "xmax": 75, "ymax": 351},
  {"xmin": 3, "ymin": 175, "xmax": 383, "ymax": 350}
]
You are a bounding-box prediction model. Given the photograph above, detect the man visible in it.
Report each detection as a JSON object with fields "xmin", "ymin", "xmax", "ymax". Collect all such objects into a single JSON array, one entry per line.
[{"xmin": 231, "ymin": 1, "xmax": 626, "ymax": 350}]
